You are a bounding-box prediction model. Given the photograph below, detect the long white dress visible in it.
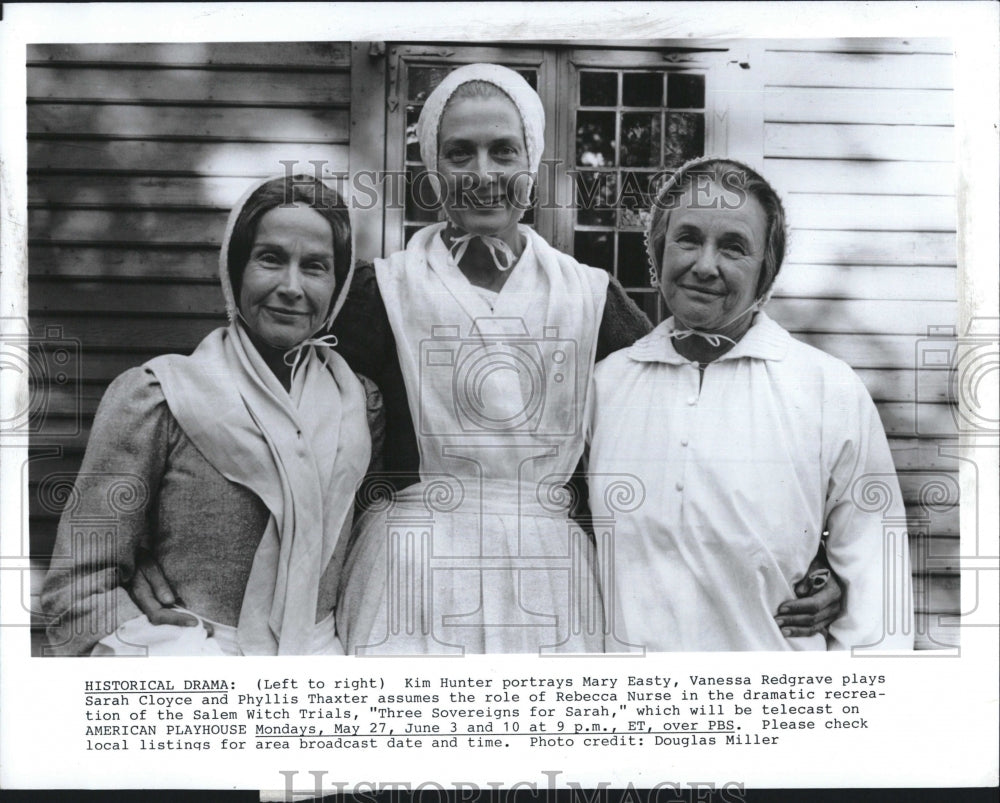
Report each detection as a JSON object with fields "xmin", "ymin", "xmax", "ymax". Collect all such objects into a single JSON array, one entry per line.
[
  {"xmin": 587, "ymin": 314, "xmax": 914, "ymax": 652},
  {"xmin": 338, "ymin": 224, "xmax": 609, "ymax": 654}
]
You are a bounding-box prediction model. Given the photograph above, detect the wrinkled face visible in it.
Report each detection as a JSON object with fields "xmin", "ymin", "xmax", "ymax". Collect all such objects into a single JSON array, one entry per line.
[
  {"xmin": 238, "ymin": 203, "xmax": 337, "ymax": 350},
  {"xmin": 659, "ymin": 181, "xmax": 767, "ymax": 337},
  {"xmin": 436, "ymin": 94, "xmax": 533, "ymax": 239}
]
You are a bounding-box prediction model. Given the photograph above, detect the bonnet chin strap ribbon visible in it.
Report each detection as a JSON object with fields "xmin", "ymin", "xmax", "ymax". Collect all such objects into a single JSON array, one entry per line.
[
  {"xmin": 447, "ymin": 231, "xmax": 518, "ymax": 273},
  {"xmin": 666, "ymin": 298, "xmax": 765, "ymax": 349},
  {"xmin": 234, "ymin": 311, "xmax": 340, "ymax": 386},
  {"xmin": 283, "ymin": 333, "xmax": 340, "ymax": 385}
]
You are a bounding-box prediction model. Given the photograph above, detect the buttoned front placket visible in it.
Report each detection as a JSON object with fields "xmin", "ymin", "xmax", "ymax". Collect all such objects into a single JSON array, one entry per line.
[{"xmin": 671, "ymin": 358, "xmax": 706, "ymax": 501}]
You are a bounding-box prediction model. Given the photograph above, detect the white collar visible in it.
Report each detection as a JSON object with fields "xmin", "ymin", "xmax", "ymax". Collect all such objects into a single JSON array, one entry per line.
[{"xmin": 627, "ymin": 311, "xmax": 791, "ymax": 366}]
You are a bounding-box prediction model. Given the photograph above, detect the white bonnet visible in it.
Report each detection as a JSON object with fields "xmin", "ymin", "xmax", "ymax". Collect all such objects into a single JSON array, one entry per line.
[
  {"xmin": 218, "ymin": 174, "xmax": 356, "ymax": 333},
  {"xmin": 644, "ymin": 155, "xmax": 785, "ymax": 304},
  {"xmin": 416, "ymin": 63, "xmax": 546, "ymax": 178}
]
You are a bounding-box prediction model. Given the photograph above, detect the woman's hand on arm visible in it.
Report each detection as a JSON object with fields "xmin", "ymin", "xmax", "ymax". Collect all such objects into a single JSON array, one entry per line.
[
  {"xmin": 774, "ymin": 552, "xmax": 844, "ymax": 637},
  {"xmin": 130, "ymin": 548, "xmax": 205, "ymax": 630}
]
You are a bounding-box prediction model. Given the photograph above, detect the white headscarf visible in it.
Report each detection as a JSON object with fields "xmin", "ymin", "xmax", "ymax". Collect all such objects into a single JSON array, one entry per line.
[
  {"xmin": 416, "ymin": 63, "xmax": 546, "ymax": 272},
  {"xmin": 218, "ymin": 174, "xmax": 356, "ymax": 335},
  {"xmin": 417, "ymin": 62, "xmax": 545, "ymax": 177}
]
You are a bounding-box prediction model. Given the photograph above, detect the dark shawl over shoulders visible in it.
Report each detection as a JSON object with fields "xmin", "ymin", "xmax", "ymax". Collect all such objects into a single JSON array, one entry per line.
[
  {"xmin": 331, "ymin": 262, "xmax": 653, "ymax": 489},
  {"xmin": 597, "ymin": 274, "xmax": 653, "ymax": 361},
  {"xmin": 332, "ymin": 262, "xmax": 420, "ymax": 489}
]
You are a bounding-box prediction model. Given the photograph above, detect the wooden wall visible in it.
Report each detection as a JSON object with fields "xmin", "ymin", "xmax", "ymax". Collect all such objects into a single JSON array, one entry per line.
[
  {"xmin": 27, "ymin": 41, "xmax": 352, "ymax": 587},
  {"xmin": 760, "ymin": 40, "xmax": 959, "ymax": 649},
  {"xmin": 27, "ymin": 41, "xmax": 959, "ymax": 650}
]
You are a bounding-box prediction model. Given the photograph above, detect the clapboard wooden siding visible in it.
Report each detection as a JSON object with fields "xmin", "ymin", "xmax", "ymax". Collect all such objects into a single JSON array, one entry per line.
[
  {"xmin": 28, "ymin": 40, "xmax": 959, "ymax": 650},
  {"xmin": 762, "ymin": 41, "xmax": 959, "ymax": 649},
  {"xmin": 26, "ymin": 43, "xmax": 353, "ymax": 602}
]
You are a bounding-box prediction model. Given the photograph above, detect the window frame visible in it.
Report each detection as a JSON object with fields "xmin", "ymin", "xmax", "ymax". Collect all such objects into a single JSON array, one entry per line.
[{"xmin": 554, "ymin": 47, "xmax": 735, "ymax": 320}]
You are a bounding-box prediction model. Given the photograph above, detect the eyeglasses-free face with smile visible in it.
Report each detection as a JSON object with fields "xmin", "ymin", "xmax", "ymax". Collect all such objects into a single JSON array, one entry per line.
[
  {"xmin": 659, "ymin": 181, "xmax": 768, "ymax": 341},
  {"xmin": 238, "ymin": 203, "xmax": 338, "ymax": 351},
  {"xmin": 436, "ymin": 94, "xmax": 533, "ymax": 243}
]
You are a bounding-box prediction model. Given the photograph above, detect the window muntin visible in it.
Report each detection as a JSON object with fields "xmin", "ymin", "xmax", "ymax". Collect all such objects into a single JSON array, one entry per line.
[{"xmin": 573, "ymin": 69, "xmax": 706, "ymax": 322}]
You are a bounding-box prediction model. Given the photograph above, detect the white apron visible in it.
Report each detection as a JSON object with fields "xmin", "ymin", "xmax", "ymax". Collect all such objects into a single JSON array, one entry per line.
[{"xmin": 338, "ymin": 224, "xmax": 609, "ymax": 654}]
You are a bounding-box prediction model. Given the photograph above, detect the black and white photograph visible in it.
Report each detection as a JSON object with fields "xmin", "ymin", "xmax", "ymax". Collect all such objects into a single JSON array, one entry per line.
[
  {"xmin": 22, "ymin": 38, "xmax": 956, "ymax": 657},
  {"xmin": 1, "ymin": 1, "xmax": 997, "ymax": 796}
]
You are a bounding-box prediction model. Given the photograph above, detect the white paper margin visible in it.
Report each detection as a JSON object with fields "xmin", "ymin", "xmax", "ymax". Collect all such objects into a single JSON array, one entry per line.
[{"xmin": 1, "ymin": 1, "xmax": 997, "ymax": 794}]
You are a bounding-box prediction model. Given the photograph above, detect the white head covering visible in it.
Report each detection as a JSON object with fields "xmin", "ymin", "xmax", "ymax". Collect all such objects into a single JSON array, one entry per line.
[
  {"xmin": 147, "ymin": 173, "xmax": 370, "ymax": 655},
  {"xmin": 417, "ymin": 62, "xmax": 545, "ymax": 179},
  {"xmin": 415, "ymin": 63, "xmax": 546, "ymax": 272},
  {"xmin": 643, "ymin": 155, "xmax": 777, "ymax": 348},
  {"xmin": 218, "ymin": 174, "xmax": 356, "ymax": 335}
]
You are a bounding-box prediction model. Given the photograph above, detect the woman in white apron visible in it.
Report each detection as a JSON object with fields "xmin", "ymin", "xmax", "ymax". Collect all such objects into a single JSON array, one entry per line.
[{"xmin": 336, "ymin": 65, "xmax": 614, "ymax": 654}]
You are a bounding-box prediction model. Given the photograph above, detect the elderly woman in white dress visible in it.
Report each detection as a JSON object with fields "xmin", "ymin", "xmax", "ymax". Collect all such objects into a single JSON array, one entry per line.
[{"xmin": 587, "ymin": 157, "xmax": 914, "ymax": 651}]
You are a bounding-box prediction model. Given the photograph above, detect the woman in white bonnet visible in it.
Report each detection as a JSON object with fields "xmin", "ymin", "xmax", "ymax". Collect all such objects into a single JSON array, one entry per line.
[
  {"xmin": 335, "ymin": 63, "xmax": 641, "ymax": 653},
  {"xmin": 42, "ymin": 175, "xmax": 378, "ymax": 656},
  {"xmin": 587, "ymin": 157, "xmax": 912, "ymax": 651}
]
